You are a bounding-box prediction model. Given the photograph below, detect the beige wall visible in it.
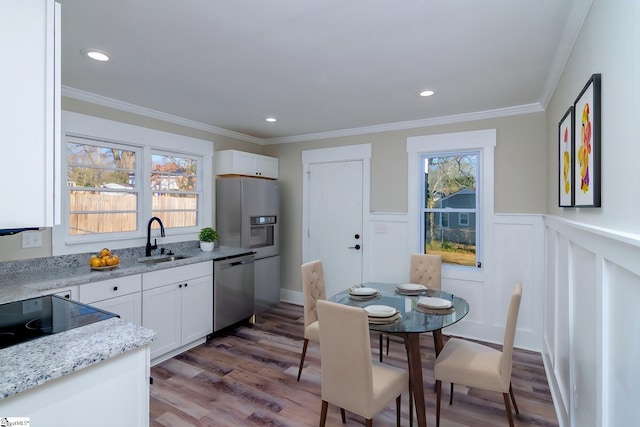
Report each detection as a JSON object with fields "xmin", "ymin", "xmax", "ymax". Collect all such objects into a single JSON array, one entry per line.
[{"xmin": 264, "ymin": 111, "xmax": 548, "ymax": 292}]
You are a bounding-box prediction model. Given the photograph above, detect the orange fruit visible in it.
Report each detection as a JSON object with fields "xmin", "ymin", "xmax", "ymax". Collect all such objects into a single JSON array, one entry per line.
[
  {"xmin": 90, "ymin": 257, "xmax": 102, "ymax": 268},
  {"xmin": 99, "ymin": 258, "xmax": 107, "ymax": 267},
  {"xmin": 111, "ymin": 255, "xmax": 120, "ymax": 265},
  {"xmin": 98, "ymin": 248, "xmax": 111, "ymax": 258},
  {"xmin": 105, "ymin": 257, "xmax": 116, "ymax": 266}
]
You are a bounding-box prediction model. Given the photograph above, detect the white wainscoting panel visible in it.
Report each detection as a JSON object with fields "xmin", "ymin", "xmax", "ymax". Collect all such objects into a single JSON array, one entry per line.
[
  {"xmin": 365, "ymin": 213, "xmax": 409, "ymax": 283},
  {"xmin": 543, "ymin": 216, "xmax": 640, "ymax": 427}
]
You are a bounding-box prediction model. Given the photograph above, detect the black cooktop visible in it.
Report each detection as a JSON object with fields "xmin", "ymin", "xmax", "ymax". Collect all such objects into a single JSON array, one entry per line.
[{"xmin": 0, "ymin": 295, "xmax": 119, "ymax": 349}]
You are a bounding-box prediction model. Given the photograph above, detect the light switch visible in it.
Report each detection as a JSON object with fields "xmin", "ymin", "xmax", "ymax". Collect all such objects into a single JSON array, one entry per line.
[{"xmin": 21, "ymin": 230, "xmax": 42, "ymax": 248}]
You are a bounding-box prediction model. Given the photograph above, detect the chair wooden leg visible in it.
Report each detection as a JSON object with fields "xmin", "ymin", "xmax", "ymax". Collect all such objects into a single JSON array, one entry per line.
[
  {"xmin": 366, "ymin": 419, "xmax": 373, "ymax": 427},
  {"xmin": 396, "ymin": 395, "xmax": 402, "ymax": 427},
  {"xmin": 503, "ymin": 392, "xmax": 515, "ymax": 427},
  {"xmin": 297, "ymin": 338, "xmax": 309, "ymax": 381},
  {"xmin": 379, "ymin": 334, "xmax": 384, "ymax": 362},
  {"xmin": 436, "ymin": 380, "xmax": 442, "ymax": 427},
  {"xmin": 509, "ymin": 383, "xmax": 520, "ymax": 415},
  {"xmin": 319, "ymin": 400, "xmax": 328, "ymax": 427},
  {"xmin": 340, "ymin": 408, "xmax": 346, "ymax": 423},
  {"xmin": 409, "ymin": 382, "xmax": 413, "ymax": 427},
  {"xmin": 449, "ymin": 382, "xmax": 454, "ymax": 405},
  {"xmin": 386, "ymin": 335, "xmax": 390, "ymax": 355}
]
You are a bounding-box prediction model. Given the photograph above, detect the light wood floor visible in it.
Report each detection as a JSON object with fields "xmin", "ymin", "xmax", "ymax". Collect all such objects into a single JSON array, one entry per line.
[{"xmin": 149, "ymin": 302, "xmax": 558, "ymax": 427}]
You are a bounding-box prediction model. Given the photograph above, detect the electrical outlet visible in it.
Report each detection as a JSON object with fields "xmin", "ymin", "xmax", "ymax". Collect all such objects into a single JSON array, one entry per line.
[{"xmin": 21, "ymin": 231, "xmax": 42, "ymax": 248}]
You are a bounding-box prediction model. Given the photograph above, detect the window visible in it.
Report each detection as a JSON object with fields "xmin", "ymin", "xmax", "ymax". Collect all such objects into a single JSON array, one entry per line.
[
  {"xmin": 407, "ymin": 129, "xmax": 495, "ymax": 272},
  {"xmin": 55, "ymin": 111, "xmax": 213, "ymax": 256},
  {"xmin": 150, "ymin": 152, "xmax": 199, "ymax": 228},
  {"xmin": 66, "ymin": 137, "xmax": 140, "ymax": 236},
  {"xmin": 422, "ymin": 153, "xmax": 478, "ymax": 267}
]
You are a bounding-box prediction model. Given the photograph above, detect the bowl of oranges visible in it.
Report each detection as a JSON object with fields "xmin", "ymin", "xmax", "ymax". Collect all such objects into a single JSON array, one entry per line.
[{"xmin": 89, "ymin": 248, "xmax": 120, "ymax": 271}]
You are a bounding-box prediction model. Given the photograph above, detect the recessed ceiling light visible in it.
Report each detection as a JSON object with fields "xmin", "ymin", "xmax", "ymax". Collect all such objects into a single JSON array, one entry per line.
[
  {"xmin": 265, "ymin": 117, "xmax": 277, "ymax": 123},
  {"xmin": 419, "ymin": 89, "xmax": 435, "ymax": 97},
  {"xmin": 82, "ymin": 49, "xmax": 110, "ymax": 62}
]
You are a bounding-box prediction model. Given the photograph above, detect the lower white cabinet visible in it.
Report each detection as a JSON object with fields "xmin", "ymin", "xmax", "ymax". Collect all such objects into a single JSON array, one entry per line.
[
  {"xmin": 142, "ymin": 262, "xmax": 213, "ymax": 361},
  {"xmin": 78, "ymin": 275, "xmax": 142, "ymax": 326}
]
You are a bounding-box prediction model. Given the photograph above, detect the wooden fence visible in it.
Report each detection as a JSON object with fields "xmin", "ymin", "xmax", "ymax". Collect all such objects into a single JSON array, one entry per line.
[{"xmin": 69, "ymin": 192, "xmax": 196, "ymax": 235}]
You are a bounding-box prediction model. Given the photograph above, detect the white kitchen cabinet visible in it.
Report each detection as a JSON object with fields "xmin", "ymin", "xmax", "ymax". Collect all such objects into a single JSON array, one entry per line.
[
  {"xmin": 142, "ymin": 262, "xmax": 213, "ymax": 361},
  {"xmin": 216, "ymin": 149, "xmax": 279, "ymax": 179},
  {"xmin": 0, "ymin": 0, "xmax": 60, "ymax": 228},
  {"xmin": 39, "ymin": 285, "xmax": 78, "ymax": 300},
  {"xmin": 78, "ymin": 275, "xmax": 143, "ymax": 326}
]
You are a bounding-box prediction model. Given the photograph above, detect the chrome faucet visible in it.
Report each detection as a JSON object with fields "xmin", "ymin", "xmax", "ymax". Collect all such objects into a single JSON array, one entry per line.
[{"xmin": 146, "ymin": 217, "xmax": 165, "ymax": 256}]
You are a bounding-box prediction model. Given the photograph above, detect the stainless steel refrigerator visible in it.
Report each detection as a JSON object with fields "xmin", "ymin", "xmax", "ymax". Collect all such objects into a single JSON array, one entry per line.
[{"xmin": 216, "ymin": 177, "xmax": 280, "ymax": 314}]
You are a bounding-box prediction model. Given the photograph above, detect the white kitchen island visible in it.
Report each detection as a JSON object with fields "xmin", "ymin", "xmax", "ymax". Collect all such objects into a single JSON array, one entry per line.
[{"xmin": 0, "ymin": 317, "xmax": 155, "ymax": 427}]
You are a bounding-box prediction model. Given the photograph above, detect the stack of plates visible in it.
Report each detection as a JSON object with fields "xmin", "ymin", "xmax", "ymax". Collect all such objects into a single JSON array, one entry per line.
[
  {"xmin": 417, "ymin": 297, "xmax": 453, "ymax": 310},
  {"xmin": 365, "ymin": 305, "xmax": 401, "ymax": 324},
  {"xmin": 348, "ymin": 287, "xmax": 380, "ymax": 300},
  {"xmin": 395, "ymin": 283, "xmax": 427, "ymax": 296}
]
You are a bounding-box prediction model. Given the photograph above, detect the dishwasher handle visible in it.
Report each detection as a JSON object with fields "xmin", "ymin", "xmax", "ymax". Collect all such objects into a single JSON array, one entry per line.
[{"xmin": 218, "ymin": 256, "xmax": 255, "ymax": 270}]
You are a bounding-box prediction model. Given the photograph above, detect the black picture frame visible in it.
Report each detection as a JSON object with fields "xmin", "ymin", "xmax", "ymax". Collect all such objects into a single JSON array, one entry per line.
[
  {"xmin": 573, "ymin": 73, "xmax": 601, "ymax": 207},
  {"xmin": 558, "ymin": 105, "xmax": 574, "ymax": 207}
]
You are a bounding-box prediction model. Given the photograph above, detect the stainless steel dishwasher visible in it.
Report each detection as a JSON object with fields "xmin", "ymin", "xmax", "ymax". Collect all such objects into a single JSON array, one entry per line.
[{"xmin": 213, "ymin": 253, "xmax": 255, "ymax": 332}]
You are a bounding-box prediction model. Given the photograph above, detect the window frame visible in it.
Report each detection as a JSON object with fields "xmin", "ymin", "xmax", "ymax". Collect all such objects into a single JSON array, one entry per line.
[
  {"xmin": 407, "ymin": 129, "xmax": 495, "ymax": 278},
  {"xmin": 53, "ymin": 111, "xmax": 212, "ymax": 255}
]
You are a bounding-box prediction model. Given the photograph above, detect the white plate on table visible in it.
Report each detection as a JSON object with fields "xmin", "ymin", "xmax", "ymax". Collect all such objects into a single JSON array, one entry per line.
[
  {"xmin": 349, "ymin": 287, "xmax": 378, "ymax": 296},
  {"xmin": 365, "ymin": 305, "xmax": 397, "ymax": 318},
  {"xmin": 417, "ymin": 297, "xmax": 453, "ymax": 309},
  {"xmin": 396, "ymin": 283, "xmax": 427, "ymax": 292}
]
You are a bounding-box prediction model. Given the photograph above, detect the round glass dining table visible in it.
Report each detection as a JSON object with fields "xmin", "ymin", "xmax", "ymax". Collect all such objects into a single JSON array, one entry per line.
[{"xmin": 329, "ymin": 282, "xmax": 469, "ymax": 427}]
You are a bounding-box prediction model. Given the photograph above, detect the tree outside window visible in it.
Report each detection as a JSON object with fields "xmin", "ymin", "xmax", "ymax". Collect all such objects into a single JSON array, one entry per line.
[{"xmin": 422, "ymin": 152, "xmax": 478, "ymax": 267}]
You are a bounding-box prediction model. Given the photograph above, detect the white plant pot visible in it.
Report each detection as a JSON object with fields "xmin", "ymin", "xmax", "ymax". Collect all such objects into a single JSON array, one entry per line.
[{"xmin": 200, "ymin": 241, "xmax": 215, "ymax": 252}]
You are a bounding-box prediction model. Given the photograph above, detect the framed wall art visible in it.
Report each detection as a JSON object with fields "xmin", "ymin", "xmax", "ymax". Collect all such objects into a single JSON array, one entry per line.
[
  {"xmin": 573, "ymin": 73, "xmax": 601, "ymax": 207},
  {"xmin": 558, "ymin": 105, "xmax": 574, "ymax": 207}
]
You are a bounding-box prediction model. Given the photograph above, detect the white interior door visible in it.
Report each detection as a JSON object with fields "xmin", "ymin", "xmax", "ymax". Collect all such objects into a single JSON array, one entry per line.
[{"xmin": 308, "ymin": 160, "xmax": 363, "ymax": 297}]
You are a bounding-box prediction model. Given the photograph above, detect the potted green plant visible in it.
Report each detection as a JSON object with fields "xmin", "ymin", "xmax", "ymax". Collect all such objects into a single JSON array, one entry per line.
[{"xmin": 198, "ymin": 227, "xmax": 218, "ymax": 252}]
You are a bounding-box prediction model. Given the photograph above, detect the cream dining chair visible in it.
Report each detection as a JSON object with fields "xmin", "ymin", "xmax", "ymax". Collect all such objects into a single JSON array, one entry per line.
[
  {"xmin": 296, "ymin": 260, "xmax": 326, "ymax": 381},
  {"xmin": 380, "ymin": 253, "xmax": 442, "ymax": 360},
  {"xmin": 316, "ymin": 300, "xmax": 409, "ymax": 427},
  {"xmin": 434, "ymin": 282, "xmax": 523, "ymax": 427}
]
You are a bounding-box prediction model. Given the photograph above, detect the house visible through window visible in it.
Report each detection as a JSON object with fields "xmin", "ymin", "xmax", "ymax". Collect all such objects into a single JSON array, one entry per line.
[
  {"xmin": 421, "ymin": 152, "xmax": 479, "ymax": 267},
  {"xmin": 150, "ymin": 152, "xmax": 199, "ymax": 228}
]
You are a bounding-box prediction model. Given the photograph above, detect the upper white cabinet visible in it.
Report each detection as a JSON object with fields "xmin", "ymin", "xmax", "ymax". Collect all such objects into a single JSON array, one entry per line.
[
  {"xmin": 0, "ymin": 0, "xmax": 60, "ymax": 228},
  {"xmin": 216, "ymin": 150, "xmax": 278, "ymax": 179}
]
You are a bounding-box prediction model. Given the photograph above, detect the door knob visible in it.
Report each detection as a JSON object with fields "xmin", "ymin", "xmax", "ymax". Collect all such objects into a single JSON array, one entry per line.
[
  {"xmin": 354, "ymin": 234, "xmax": 360, "ymax": 239},
  {"xmin": 348, "ymin": 244, "xmax": 361, "ymax": 250}
]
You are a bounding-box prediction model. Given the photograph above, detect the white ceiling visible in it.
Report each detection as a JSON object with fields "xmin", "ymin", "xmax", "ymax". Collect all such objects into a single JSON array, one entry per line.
[{"xmin": 58, "ymin": 0, "xmax": 587, "ymax": 143}]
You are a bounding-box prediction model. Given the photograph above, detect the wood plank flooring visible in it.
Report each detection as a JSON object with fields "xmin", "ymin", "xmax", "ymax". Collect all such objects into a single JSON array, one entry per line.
[{"xmin": 149, "ymin": 303, "xmax": 558, "ymax": 427}]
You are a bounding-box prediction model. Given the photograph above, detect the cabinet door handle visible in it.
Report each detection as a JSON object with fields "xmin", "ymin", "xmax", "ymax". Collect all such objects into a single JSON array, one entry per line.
[
  {"xmin": 184, "ymin": 283, "xmax": 188, "ymax": 287},
  {"xmin": 179, "ymin": 284, "xmax": 183, "ymax": 288},
  {"xmin": 113, "ymin": 286, "xmax": 118, "ymax": 291}
]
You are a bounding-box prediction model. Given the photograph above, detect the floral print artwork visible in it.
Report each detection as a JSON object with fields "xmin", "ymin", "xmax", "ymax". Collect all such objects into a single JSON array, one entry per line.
[{"xmin": 578, "ymin": 103, "xmax": 592, "ymax": 194}]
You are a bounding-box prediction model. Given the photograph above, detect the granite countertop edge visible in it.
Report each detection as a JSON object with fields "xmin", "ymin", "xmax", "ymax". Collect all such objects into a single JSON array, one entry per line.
[
  {"xmin": 0, "ymin": 245, "xmax": 253, "ymax": 305},
  {"xmin": 0, "ymin": 317, "xmax": 157, "ymax": 400}
]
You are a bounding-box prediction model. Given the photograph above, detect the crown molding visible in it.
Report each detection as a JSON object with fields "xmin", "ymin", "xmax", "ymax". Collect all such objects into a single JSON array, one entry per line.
[
  {"xmin": 63, "ymin": 86, "xmax": 545, "ymax": 147},
  {"xmin": 61, "ymin": 86, "xmax": 263, "ymax": 145},
  {"xmin": 539, "ymin": 0, "xmax": 594, "ymax": 108},
  {"xmin": 262, "ymin": 103, "xmax": 545, "ymax": 145}
]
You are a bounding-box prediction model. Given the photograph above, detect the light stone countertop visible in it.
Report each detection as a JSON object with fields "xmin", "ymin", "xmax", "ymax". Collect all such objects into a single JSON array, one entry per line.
[{"xmin": 0, "ymin": 242, "xmax": 253, "ymax": 400}]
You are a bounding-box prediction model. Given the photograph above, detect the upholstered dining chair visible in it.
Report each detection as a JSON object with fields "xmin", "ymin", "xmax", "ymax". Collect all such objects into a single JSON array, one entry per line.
[
  {"xmin": 434, "ymin": 282, "xmax": 523, "ymax": 427},
  {"xmin": 316, "ymin": 300, "xmax": 409, "ymax": 427},
  {"xmin": 380, "ymin": 253, "xmax": 442, "ymax": 361},
  {"xmin": 296, "ymin": 260, "xmax": 326, "ymax": 381}
]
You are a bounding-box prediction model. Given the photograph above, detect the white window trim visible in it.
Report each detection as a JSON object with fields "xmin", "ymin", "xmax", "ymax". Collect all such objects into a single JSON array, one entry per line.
[
  {"xmin": 53, "ymin": 111, "xmax": 213, "ymax": 255},
  {"xmin": 407, "ymin": 129, "xmax": 495, "ymax": 281}
]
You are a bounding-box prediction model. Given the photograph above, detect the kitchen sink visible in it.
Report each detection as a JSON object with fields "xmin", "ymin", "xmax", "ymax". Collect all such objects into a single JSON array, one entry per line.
[{"xmin": 136, "ymin": 254, "xmax": 191, "ymax": 264}]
